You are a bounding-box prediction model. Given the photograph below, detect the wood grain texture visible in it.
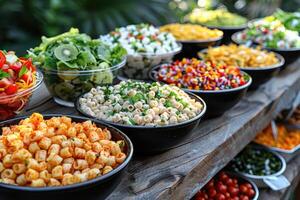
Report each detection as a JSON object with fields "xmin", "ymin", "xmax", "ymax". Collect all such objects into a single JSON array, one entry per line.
[{"xmin": 23, "ymin": 60, "xmax": 300, "ymax": 200}]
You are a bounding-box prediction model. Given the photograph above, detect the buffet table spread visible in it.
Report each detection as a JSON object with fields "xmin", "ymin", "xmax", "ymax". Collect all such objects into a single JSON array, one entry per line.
[{"xmin": 23, "ymin": 58, "xmax": 300, "ymax": 200}]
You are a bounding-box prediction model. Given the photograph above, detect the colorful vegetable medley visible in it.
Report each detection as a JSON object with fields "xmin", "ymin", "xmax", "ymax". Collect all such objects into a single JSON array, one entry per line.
[
  {"xmin": 255, "ymin": 123, "xmax": 300, "ymax": 150},
  {"xmin": 79, "ymin": 81, "xmax": 204, "ymax": 126},
  {"xmin": 0, "ymin": 51, "xmax": 38, "ymax": 120},
  {"xmin": 159, "ymin": 23, "xmax": 223, "ymax": 41},
  {"xmin": 194, "ymin": 171, "xmax": 256, "ymax": 200},
  {"xmin": 28, "ymin": 28, "xmax": 127, "ymax": 103},
  {"xmin": 100, "ymin": 24, "xmax": 180, "ymax": 55},
  {"xmin": 272, "ymin": 9, "xmax": 300, "ymax": 32},
  {"xmin": 189, "ymin": 9, "xmax": 247, "ymax": 27},
  {"xmin": 229, "ymin": 146, "xmax": 282, "ymax": 176},
  {"xmin": 200, "ymin": 44, "xmax": 280, "ymax": 68},
  {"xmin": 155, "ymin": 58, "xmax": 250, "ymax": 91},
  {"xmin": 235, "ymin": 17, "xmax": 300, "ymax": 49}
]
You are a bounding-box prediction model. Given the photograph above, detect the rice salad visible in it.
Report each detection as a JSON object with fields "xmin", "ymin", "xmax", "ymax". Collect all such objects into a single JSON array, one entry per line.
[{"xmin": 79, "ymin": 81, "xmax": 204, "ymax": 126}]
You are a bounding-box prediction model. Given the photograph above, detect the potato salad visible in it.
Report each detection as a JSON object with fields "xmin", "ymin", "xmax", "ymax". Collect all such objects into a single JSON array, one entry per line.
[{"xmin": 79, "ymin": 81, "xmax": 204, "ymax": 126}]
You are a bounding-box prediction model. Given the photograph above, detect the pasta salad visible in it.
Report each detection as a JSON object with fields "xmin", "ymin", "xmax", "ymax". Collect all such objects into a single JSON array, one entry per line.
[
  {"xmin": 0, "ymin": 113, "xmax": 127, "ymax": 187},
  {"xmin": 79, "ymin": 81, "xmax": 204, "ymax": 126}
]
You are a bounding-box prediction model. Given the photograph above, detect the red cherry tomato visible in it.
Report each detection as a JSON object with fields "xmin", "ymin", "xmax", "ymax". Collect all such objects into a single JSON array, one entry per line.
[
  {"xmin": 228, "ymin": 186, "xmax": 239, "ymax": 196},
  {"xmin": 0, "ymin": 51, "xmax": 6, "ymax": 68},
  {"xmin": 215, "ymin": 194, "xmax": 226, "ymax": 200},
  {"xmin": 217, "ymin": 183, "xmax": 227, "ymax": 194},
  {"xmin": 231, "ymin": 197, "xmax": 239, "ymax": 200},
  {"xmin": 239, "ymin": 185, "xmax": 248, "ymax": 194},
  {"xmin": 226, "ymin": 178, "xmax": 234, "ymax": 187},
  {"xmin": 206, "ymin": 180, "xmax": 214, "ymax": 188},
  {"xmin": 194, "ymin": 191, "xmax": 205, "ymax": 200},
  {"xmin": 219, "ymin": 172, "xmax": 228, "ymax": 182},
  {"xmin": 244, "ymin": 183, "xmax": 253, "ymax": 189},
  {"xmin": 208, "ymin": 188, "xmax": 217, "ymax": 198},
  {"xmin": 5, "ymin": 84, "xmax": 18, "ymax": 95},
  {"xmin": 247, "ymin": 189, "xmax": 255, "ymax": 197},
  {"xmin": 241, "ymin": 196, "xmax": 249, "ymax": 200},
  {"xmin": 224, "ymin": 192, "xmax": 230, "ymax": 198}
]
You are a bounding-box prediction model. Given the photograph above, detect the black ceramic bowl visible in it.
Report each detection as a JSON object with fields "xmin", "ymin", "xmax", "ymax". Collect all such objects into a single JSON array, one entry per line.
[
  {"xmin": 199, "ymin": 49, "xmax": 285, "ymax": 89},
  {"xmin": 76, "ymin": 93, "xmax": 206, "ymax": 154},
  {"xmin": 202, "ymin": 23, "xmax": 247, "ymax": 45},
  {"xmin": 149, "ymin": 65, "xmax": 252, "ymax": 118},
  {"xmin": 175, "ymin": 36, "xmax": 223, "ymax": 60},
  {"xmin": 0, "ymin": 115, "xmax": 133, "ymax": 200},
  {"xmin": 231, "ymin": 31, "xmax": 300, "ymax": 66}
]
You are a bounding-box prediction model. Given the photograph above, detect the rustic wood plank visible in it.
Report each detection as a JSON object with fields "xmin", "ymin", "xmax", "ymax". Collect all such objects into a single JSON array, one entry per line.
[
  {"xmin": 259, "ymin": 154, "xmax": 300, "ymax": 200},
  {"xmin": 23, "ymin": 59, "xmax": 300, "ymax": 200}
]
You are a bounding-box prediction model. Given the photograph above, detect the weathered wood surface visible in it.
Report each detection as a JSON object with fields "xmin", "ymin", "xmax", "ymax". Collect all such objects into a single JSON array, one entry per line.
[
  {"xmin": 23, "ymin": 60, "xmax": 300, "ymax": 200},
  {"xmin": 259, "ymin": 153, "xmax": 300, "ymax": 200}
]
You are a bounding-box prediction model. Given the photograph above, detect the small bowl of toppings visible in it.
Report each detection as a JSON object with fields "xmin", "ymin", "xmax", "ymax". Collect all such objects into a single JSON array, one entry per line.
[
  {"xmin": 0, "ymin": 113, "xmax": 133, "ymax": 200},
  {"xmin": 0, "ymin": 51, "xmax": 43, "ymax": 121},
  {"xmin": 232, "ymin": 17, "xmax": 300, "ymax": 66},
  {"xmin": 199, "ymin": 44, "xmax": 285, "ymax": 89},
  {"xmin": 76, "ymin": 81, "xmax": 206, "ymax": 154},
  {"xmin": 150, "ymin": 58, "xmax": 252, "ymax": 117},
  {"xmin": 100, "ymin": 24, "xmax": 181, "ymax": 80},
  {"xmin": 228, "ymin": 145, "xmax": 287, "ymax": 189},
  {"xmin": 188, "ymin": 8, "xmax": 248, "ymax": 44},
  {"xmin": 29, "ymin": 28, "xmax": 127, "ymax": 107},
  {"xmin": 193, "ymin": 171, "xmax": 259, "ymax": 200},
  {"xmin": 159, "ymin": 23, "xmax": 223, "ymax": 58}
]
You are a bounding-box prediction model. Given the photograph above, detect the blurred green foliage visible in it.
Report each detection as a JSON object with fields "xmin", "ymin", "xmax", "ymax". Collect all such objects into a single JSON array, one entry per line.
[{"xmin": 1, "ymin": 0, "xmax": 299, "ymax": 54}]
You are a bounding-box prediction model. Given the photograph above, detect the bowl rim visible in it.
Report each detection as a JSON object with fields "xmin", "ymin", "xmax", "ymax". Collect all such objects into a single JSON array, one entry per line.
[
  {"xmin": 232, "ymin": 144, "xmax": 287, "ymax": 180},
  {"xmin": 75, "ymin": 91, "xmax": 207, "ymax": 129},
  {"xmin": 231, "ymin": 31, "xmax": 300, "ymax": 52},
  {"xmin": 199, "ymin": 47, "xmax": 285, "ymax": 71},
  {"xmin": 0, "ymin": 114, "xmax": 134, "ymax": 192},
  {"xmin": 126, "ymin": 42, "xmax": 182, "ymax": 57},
  {"xmin": 149, "ymin": 63, "xmax": 252, "ymax": 94},
  {"xmin": 0, "ymin": 70, "xmax": 43, "ymax": 100},
  {"xmin": 39, "ymin": 56, "xmax": 127, "ymax": 75}
]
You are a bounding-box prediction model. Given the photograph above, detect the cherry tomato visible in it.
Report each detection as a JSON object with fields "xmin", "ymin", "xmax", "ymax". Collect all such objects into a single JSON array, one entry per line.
[
  {"xmin": 208, "ymin": 188, "xmax": 217, "ymax": 198},
  {"xmin": 215, "ymin": 193, "xmax": 226, "ymax": 200},
  {"xmin": 194, "ymin": 191, "xmax": 205, "ymax": 200},
  {"xmin": 241, "ymin": 196, "xmax": 249, "ymax": 200},
  {"xmin": 247, "ymin": 189, "xmax": 255, "ymax": 197},
  {"xmin": 244, "ymin": 183, "xmax": 253, "ymax": 189},
  {"xmin": 228, "ymin": 186, "xmax": 239, "ymax": 196},
  {"xmin": 224, "ymin": 192, "xmax": 230, "ymax": 198},
  {"xmin": 5, "ymin": 84, "xmax": 18, "ymax": 95},
  {"xmin": 219, "ymin": 172, "xmax": 228, "ymax": 182},
  {"xmin": 217, "ymin": 182, "xmax": 227, "ymax": 194},
  {"xmin": 226, "ymin": 178, "xmax": 234, "ymax": 187},
  {"xmin": 206, "ymin": 180, "xmax": 214, "ymax": 188},
  {"xmin": 239, "ymin": 185, "xmax": 248, "ymax": 194},
  {"xmin": 0, "ymin": 51, "xmax": 6, "ymax": 68},
  {"xmin": 231, "ymin": 197, "xmax": 239, "ymax": 200}
]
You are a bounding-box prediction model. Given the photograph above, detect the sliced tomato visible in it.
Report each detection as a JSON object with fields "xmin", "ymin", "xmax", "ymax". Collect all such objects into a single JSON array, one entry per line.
[
  {"xmin": 0, "ymin": 78, "xmax": 12, "ymax": 88},
  {"xmin": 10, "ymin": 63, "xmax": 22, "ymax": 71},
  {"xmin": 5, "ymin": 84, "xmax": 18, "ymax": 95},
  {"xmin": 21, "ymin": 71, "xmax": 33, "ymax": 83},
  {"xmin": 0, "ymin": 51, "xmax": 6, "ymax": 68},
  {"xmin": 20, "ymin": 57, "xmax": 35, "ymax": 71}
]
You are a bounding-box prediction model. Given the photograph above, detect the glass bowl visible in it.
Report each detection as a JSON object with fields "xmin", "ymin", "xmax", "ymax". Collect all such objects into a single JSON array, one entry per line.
[
  {"xmin": 118, "ymin": 44, "xmax": 182, "ymax": 81},
  {"xmin": 41, "ymin": 58, "xmax": 126, "ymax": 107},
  {"xmin": 0, "ymin": 71, "xmax": 43, "ymax": 121}
]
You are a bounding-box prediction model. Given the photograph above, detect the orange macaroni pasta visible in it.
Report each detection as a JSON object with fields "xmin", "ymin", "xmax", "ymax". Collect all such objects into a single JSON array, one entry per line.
[{"xmin": 0, "ymin": 113, "xmax": 127, "ymax": 187}]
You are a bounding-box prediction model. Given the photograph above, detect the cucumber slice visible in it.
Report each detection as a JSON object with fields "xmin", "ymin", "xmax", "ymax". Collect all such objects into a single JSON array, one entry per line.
[
  {"xmin": 91, "ymin": 70, "xmax": 113, "ymax": 84},
  {"xmin": 54, "ymin": 82, "xmax": 74, "ymax": 100},
  {"xmin": 54, "ymin": 44, "xmax": 79, "ymax": 62}
]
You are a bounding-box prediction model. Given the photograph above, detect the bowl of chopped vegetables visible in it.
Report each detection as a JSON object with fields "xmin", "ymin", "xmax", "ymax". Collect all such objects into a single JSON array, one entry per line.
[
  {"xmin": 76, "ymin": 81, "xmax": 206, "ymax": 154},
  {"xmin": 100, "ymin": 24, "xmax": 182, "ymax": 81},
  {"xmin": 0, "ymin": 113, "xmax": 133, "ymax": 200},
  {"xmin": 150, "ymin": 58, "xmax": 252, "ymax": 118},
  {"xmin": 231, "ymin": 17, "xmax": 300, "ymax": 66},
  {"xmin": 28, "ymin": 28, "xmax": 127, "ymax": 107},
  {"xmin": 228, "ymin": 145, "xmax": 287, "ymax": 189},
  {"xmin": 0, "ymin": 50, "xmax": 43, "ymax": 121},
  {"xmin": 159, "ymin": 23, "xmax": 223, "ymax": 59},
  {"xmin": 199, "ymin": 44, "xmax": 285, "ymax": 89},
  {"xmin": 188, "ymin": 8, "xmax": 248, "ymax": 44}
]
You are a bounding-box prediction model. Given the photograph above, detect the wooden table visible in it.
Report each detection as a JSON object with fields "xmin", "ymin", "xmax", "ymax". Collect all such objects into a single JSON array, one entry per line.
[{"xmin": 23, "ymin": 60, "xmax": 300, "ymax": 200}]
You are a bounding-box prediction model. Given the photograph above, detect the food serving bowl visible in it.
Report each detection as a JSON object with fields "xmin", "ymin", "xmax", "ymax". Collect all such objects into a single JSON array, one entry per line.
[
  {"xmin": 41, "ymin": 57, "xmax": 126, "ymax": 107},
  {"xmin": 175, "ymin": 37, "xmax": 223, "ymax": 59},
  {"xmin": 76, "ymin": 92, "xmax": 206, "ymax": 154},
  {"xmin": 118, "ymin": 44, "xmax": 182, "ymax": 81},
  {"xmin": 202, "ymin": 24, "xmax": 247, "ymax": 44},
  {"xmin": 231, "ymin": 31, "xmax": 300, "ymax": 66},
  {"xmin": 230, "ymin": 145, "xmax": 288, "ymax": 190},
  {"xmin": 0, "ymin": 71, "xmax": 43, "ymax": 121},
  {"xmin": 199, "ymin": 49, "xmax": 285, "ymax": 89},
  {"xmin": 149, "ymin": 66, "xmax": 252, "ymax": 118},
  {"xmin": 0, "ymin": 114, "xmax": 133, "ymax": 200}
]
